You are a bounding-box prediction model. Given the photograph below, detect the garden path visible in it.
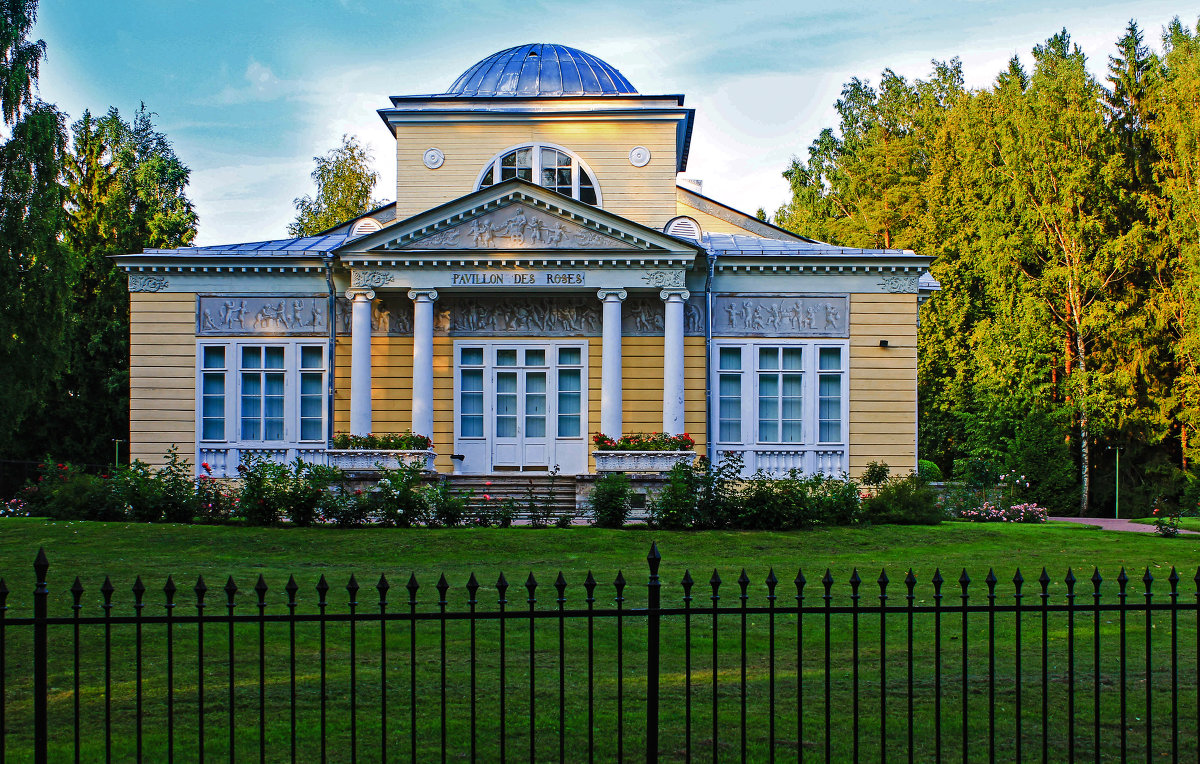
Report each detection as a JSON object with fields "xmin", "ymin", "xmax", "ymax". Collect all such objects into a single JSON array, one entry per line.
[{"xmin": 1049, "ymin": 516, "xmax": 1199, "ymax": 534}]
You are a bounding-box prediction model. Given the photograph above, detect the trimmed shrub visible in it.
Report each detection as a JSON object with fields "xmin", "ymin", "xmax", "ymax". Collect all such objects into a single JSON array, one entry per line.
[
  {"xmin": 372, "ymin": 462, "xmax": 430, "ymax": 527},
  {"xmin": 808, "ymin": 473, "xmax": 862, "ymax": 526},
  {"xmin": 157, "ymin": 448, "xmax": 200, "ymax": 523},
  {"xmin": 423, "ymin": 480, "xmax": 469, "ymax": 528},
  {"xmin": 692, "ymin": 454, "xmax": 743, "ymax": 530},
  {"xmin": 861, "ymin": 461, "xmax": 891, "ymax": 488},
  {"xmin": 235, "ymin": 458, "xmax": 291, "ymax": 526},
  {"xmin": 918, "ymin": 459, "xmax": 943, "ymax": 481},
  {"xmin": 648, "ymin": 463, "xmax": 698, "ymax": 529},
  {"xmin": 589, "ymin": 472, "xmax": 632, "ymax": 528},
  {"xmin": 863, "ymin": 473, "xmax": 942, "ymax": 525},
  {"xmin": 25, "ymin": 461, "xmax": 123, "ymax": 521}
]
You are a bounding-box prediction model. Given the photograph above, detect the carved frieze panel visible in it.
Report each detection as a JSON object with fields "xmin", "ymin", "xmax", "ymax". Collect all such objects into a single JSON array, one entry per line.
[
  {"xmin": 351, "ymin": 270, "xmax": 395, "ymax": 289},
  {"xmin": 641, "ymin": 269, "xmax": 685, "ymax": 288},
  {"xmin": 197, "ymin": 296, "xmax": 329, "ymax": 335},
  {"xmin": 621, "ymin": 294, "xmax": 705, "ymax": 336},
  {"xmin": 326, "ymin": 292, "xmax": 849, "ymax": 338},
  {"xmin": 712, "ymin": 295, "xmax": 849, "ymax": 337},
  {"xmin": 878, "ymin": 276, "xmax": 919, "ymax": 294},
  {"xmin": 402, "ymin": 203, "xmax": 639, "ymax": 250},
  {"xmin": 129, "ymin": 274, "xmax": 169, "ymax": 292},
  {"xmin": 441, "ymin": 294, "xmax": 602, "ymax": 336}
]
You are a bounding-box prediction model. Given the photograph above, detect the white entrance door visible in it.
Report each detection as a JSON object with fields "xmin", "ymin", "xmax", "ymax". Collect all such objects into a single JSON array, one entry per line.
[
  {"xmin": 454, "ymin": 342, "xmax": 588, "ymax": 474},
  {"xmin": 493, "ymin": 347, "xmax": 551, "ymax": 469}
]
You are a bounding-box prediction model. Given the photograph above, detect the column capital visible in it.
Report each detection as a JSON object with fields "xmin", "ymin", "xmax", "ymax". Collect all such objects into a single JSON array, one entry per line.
[
  {"xmin": 659, "ymin": 288, "xmax": 690, "ymax": 302},
  {"xmin": 597, "ymin": 288, "xmax": 628, "ymax": 302},
  {"xmin": 407, "ymin": 288, "xmax": 439, "ymax": 302},
  {"xmin": 346, "ymin": 287, "xmax": 375, "ymax": 301}
]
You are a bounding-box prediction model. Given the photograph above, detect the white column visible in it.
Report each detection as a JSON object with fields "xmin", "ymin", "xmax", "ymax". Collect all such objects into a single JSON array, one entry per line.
[
  {"xmin": 661, "ymin": 288, "xmax": 689, "ymax": 434},
  {"xmin": 409, "ymin": 289, "xmax": 438, "ymax": 438},
  {"xmin": 348, "ymin": 288, "xmax": 375, "ymax": 436},
  {"xmin": 597, "ymin": 289, "xmax": 627, "ymax": 437}
]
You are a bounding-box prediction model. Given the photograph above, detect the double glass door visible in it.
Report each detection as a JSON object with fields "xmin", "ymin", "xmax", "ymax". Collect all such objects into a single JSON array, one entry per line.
[
  {"xmin": 456, "ymin": 343, "xmax": 586, "ymax": 474},
  {"xmin": 494, "ymin": 348, "xmax": 551, "ymax": 468}
]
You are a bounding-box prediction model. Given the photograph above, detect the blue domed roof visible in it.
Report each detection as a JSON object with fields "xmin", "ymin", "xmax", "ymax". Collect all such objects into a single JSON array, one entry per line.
[{"xmin": 445, "ymin": 44, "xmax": 638, "ymax": 97}]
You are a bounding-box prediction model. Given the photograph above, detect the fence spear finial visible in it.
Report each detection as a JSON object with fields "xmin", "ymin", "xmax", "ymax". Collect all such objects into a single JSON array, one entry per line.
[{"xmin": 33, "ymin": 547, "xmax": 48, "ymax": 580}]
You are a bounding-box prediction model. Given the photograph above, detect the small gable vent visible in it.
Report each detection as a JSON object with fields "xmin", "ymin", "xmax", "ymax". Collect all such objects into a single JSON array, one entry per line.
[
  {"xmin": 664, "ymin": 215, "xmax": 702, "ymax": 241},
  {"xmin": 350, "ymin": 217, "xmax": 382, "ymax": 237}
]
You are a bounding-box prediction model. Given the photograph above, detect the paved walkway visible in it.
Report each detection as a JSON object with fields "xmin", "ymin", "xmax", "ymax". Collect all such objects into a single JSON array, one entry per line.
[{"xmin": 1049, "ymin": 516, "xmax": 1199, "ymax": 534}]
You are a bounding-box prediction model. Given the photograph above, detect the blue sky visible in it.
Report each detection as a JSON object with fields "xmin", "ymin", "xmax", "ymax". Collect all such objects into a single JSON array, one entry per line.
[{"xmin": 32, "ymin": 0, "xmax": 1192, "ymax": 245}]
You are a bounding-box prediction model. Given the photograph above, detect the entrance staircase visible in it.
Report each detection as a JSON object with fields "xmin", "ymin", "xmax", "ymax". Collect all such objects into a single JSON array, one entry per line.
[{"xmin": 445, "ymin": 473, "xmax": 580, "ymax": 523}]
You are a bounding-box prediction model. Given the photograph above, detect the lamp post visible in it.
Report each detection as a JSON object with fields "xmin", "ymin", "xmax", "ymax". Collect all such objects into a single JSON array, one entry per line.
[{"xmin": 112, "ymin": 439, "xmax": 125, "ymax": 467}]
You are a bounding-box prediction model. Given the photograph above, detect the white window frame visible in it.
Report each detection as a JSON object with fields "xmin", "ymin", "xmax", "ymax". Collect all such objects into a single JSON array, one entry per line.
[
  {"xmin": 452, "ymin": 339, "xmax": 590, "ymax": 446},
  {"xmin": 474, "ymin": 142, "xmax": 604, "ymax": 207},
  {"xmin": 710, "ymin": 339, "xmax": 848, "ymax": 450},
  {"xmin": 195, "ymin": 339, "xmax": 329, "ymax": 448}
]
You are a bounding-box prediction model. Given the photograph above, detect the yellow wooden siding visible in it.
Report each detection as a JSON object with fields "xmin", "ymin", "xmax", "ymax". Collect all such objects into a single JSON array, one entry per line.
[
  {"xmin": 848, "ymin": 293, "xmax": 918, "ymax": 477},
  {"xmin": 129, "ymin": 292, "xmax": 196, "ymax": 467},
  {"xmin": 675, "ymin": 200, "xmax": 764, "ymax": 235},
  {"xmin": 394, "ymin": 122, "xmax": 678, "ymax": 228},
  {"xmin": 620, "ymin": 335, "xmax": 707, "ymax": 449}
]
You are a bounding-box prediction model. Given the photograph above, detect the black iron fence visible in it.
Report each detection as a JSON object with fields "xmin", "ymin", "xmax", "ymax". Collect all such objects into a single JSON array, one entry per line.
[{"xmin": 1, "ymin": 545, "xmax": 1199, "ymax": 762}]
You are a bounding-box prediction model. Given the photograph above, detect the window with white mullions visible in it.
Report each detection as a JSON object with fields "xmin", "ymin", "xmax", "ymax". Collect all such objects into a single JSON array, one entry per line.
[
  {"xmin": 241, "ymin": 346, "xmax": 285, "ymax": 441},
  {"xmin": 197, "ymin": 340, "xmax": 327, "ymax": 446},
  {"xmin": 711, "ymin": 340, "xmax": 848, "ymax": 453},
  {"xmin": 757, "ymin": 347, "xmax": 803, "ymax": 443},
  {"xmin": 496, "ymin": 371, "xmax": 518, "ymax": 438},
  {"xmin": 201, "ymin": 346, "xmax": 226, "ymax": 441},
  {"xmin": 477, "ymin": 143, "xmax": 602, "ymax": 206},
  {"xmin": 299, "ymin": 346, "xmax": 325, "ymax": 441},
  {"xmin": 525, "ymin": 372, "xmax": 547, "ymax": 438},
  {"xmin": 557, "ymin": 347, "xmax": 583, "ymax": 437},
  {"xmin": 717, "ymin": 347, "xmax": 742, "ymax": 443},
  {"xmin": 818, "ymin": 347, "xmax": 844, "ymax": 443},
  {"xmin": 459, "ymin": 347, "xmax": 485, "ymax": 438}
]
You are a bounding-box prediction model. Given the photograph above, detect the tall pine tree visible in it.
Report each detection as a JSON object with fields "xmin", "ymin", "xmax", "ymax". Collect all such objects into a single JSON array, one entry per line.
[
  {"xmin": 16, "ymin": 105, "xmax": 198, "ymax": 464},
  {"xmin": 0, "ymin": 0, "xmax": 73, "ymax": 457}
]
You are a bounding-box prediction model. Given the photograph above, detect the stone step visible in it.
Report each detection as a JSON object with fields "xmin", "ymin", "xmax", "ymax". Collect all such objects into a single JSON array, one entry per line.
[{"xmin": 445, "ymin": 474, "xmax": 578, "ymax": 517}]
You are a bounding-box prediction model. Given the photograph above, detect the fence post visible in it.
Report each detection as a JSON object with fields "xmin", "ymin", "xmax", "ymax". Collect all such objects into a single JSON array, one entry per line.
[
  {"xmin": 646, "ymin": 542, "xmax": 661, "ymax": 763},
  {"xmin": 32, "ymin": 548, "xmax": 49, "ymax": 764}
]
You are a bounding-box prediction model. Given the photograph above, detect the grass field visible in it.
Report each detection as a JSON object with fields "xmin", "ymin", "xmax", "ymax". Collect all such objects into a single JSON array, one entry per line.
[{"xmin": 2, "ymin": 518, "xmax": 1199, "ymax": 761}]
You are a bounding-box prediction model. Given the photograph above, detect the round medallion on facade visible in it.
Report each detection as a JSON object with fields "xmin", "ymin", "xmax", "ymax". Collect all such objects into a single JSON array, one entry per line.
[
  {"xmin": 629, "ymin": 146, "xmax": 651, "ymax": 167},
  {"xmin": 423, "ymin": 148, "xmax": 445, "ymax": 169}
]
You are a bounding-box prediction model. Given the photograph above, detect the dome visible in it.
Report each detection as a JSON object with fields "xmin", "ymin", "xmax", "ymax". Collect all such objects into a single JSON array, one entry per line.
[{"xmin": 445, "ymin": 44, "xmax": 638, "ymax": 97}]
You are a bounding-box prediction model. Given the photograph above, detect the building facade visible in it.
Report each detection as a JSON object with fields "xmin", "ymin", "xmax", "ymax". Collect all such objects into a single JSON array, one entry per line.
[{"xmin": 118, "ymin": 44, "xmax": 935, "ymax": 480}]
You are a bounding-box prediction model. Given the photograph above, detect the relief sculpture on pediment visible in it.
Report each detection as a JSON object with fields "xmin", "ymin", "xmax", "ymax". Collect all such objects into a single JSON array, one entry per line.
[{"xmin": 404, "ymin": 203, "xmax": 638, "ymax": 250}]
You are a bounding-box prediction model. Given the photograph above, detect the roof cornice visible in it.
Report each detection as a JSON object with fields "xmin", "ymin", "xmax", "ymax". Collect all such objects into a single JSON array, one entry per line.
[{"xmin": 337, "ymin": 178, "xmax": 702, "ymax": 269}]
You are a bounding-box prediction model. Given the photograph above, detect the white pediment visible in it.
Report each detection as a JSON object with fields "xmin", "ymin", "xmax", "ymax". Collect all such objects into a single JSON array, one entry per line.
[{"xmin": 398, "ymin": 201, "xmax": 638, "ymax": 251}]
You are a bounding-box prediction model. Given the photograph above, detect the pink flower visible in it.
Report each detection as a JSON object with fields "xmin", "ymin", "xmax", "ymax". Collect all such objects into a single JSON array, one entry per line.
[{"xmin": 483, "ymin": 494, "xmax": 492, "ymax": 501}]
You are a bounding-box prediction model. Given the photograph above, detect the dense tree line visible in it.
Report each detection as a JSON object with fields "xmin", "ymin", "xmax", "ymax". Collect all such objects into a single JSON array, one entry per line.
[
  {"xmin": 1, "ymin": 0, "xmax": 196, "ymax": 469},
  {"xmin": 776, "ymin": 18, "xmax": 1200, "ymax": 515}
]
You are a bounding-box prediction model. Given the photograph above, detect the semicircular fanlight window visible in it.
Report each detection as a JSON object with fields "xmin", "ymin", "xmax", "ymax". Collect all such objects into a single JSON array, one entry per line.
[{"xmin": 478, "ymin": 144, "xmax": 601, "ymax": 206}]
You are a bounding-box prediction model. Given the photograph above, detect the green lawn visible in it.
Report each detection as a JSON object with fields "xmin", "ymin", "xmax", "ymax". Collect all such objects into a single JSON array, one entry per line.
[{"xmin": 1, "ymin": 518, "xmax": 1199, "ymax": 762}]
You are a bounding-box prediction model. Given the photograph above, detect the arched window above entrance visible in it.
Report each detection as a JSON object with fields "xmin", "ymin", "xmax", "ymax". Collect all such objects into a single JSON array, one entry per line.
[{"xmin": 476, "ymin": 144, "xmax": 601, "ymax": 206}]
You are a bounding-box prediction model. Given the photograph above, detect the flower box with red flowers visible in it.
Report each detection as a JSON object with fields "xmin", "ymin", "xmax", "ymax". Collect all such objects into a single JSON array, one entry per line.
[{"xmin": 591, "ymin": 432, "xmax": 696, "ymax": 473}]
